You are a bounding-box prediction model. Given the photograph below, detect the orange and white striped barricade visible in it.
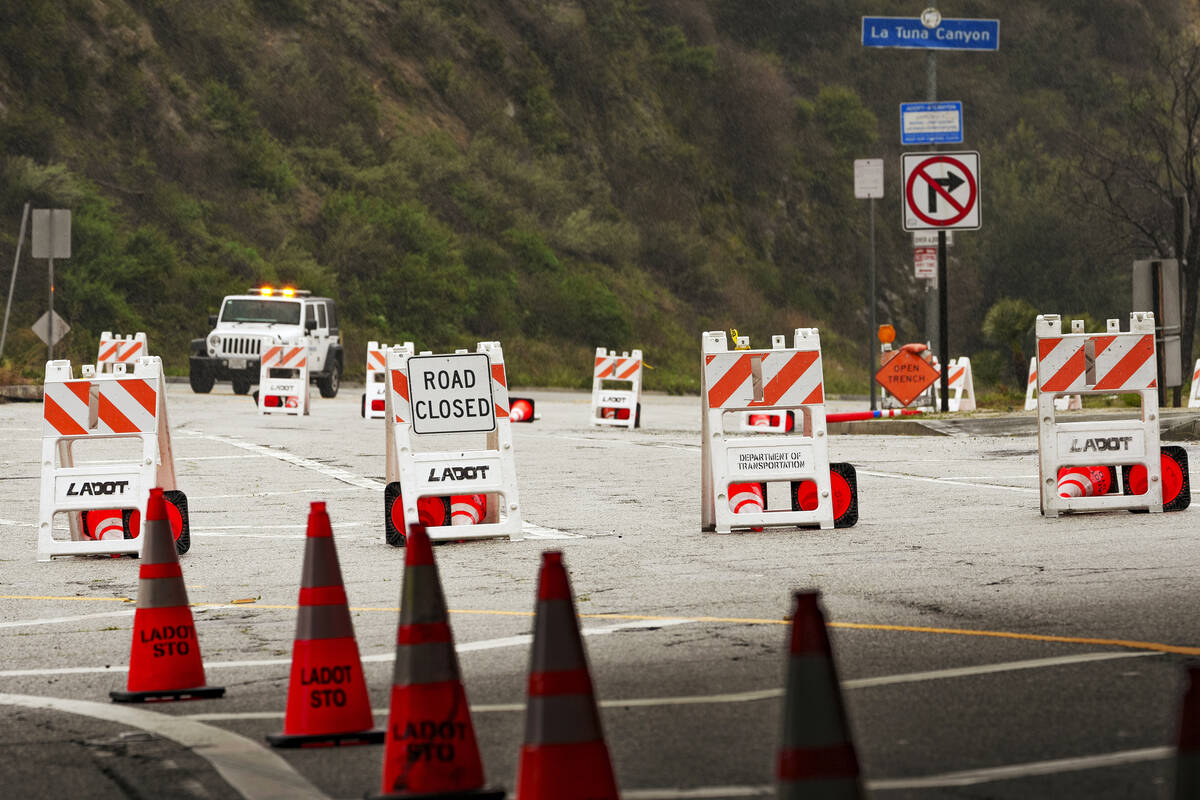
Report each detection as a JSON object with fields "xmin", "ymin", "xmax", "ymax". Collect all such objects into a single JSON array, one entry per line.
[
  {"xmin": 1026, "ymin": 356, "xmax": 1081, "ymax": 411},
  {"xmin": 37, "ymin": 357, "xmax": 188, "ymax": 560},
  {"xmin": 589, "ymin": 347, "xmax": 642, "ymax": 428},
  {"xmin": 1036, "ymin": 313, "xmax": 1167, "ymax": 516},
  {"xmin": 1188, "ymin": 359, "xmax": 1200, "ymax": 408},
  {"xmin": 362, "ymin": 340, "xmax": 410, "ymax": 419},
  {"xmin": 97, "ymin": 332, "xmax": 148, "ymax": 373},
  {"xmin": 928, "ymin": 356, "xmax": 977, "ymax": 412},
  {"xmin": 258, "ymin": 340, "xmax": 310, "ymax": 416},
  {"xmin": 383, "ymin": 341, "xmax": 521, "ymax": 544},
  {"xmin": 701, "ymin": 329, "xmax": 856, "ymax": 533}
]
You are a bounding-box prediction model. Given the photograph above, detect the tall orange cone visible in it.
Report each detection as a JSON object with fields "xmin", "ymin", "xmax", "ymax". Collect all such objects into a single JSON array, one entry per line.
[
  {"xmin": 516, "ymin": 551, "xmax": 619, "ymax": 800},
  {"xmin": 776, "ymin": 591, "xmax": 863, "ymax": 799},
  {"xmin": 1175, "ymin": 664, "xmax": 1200, "ymax": 798},
  {"xmin": 268, "ymin": 502, "xmax": 383, "ymax": 747},
  {"xmin": 110, "ymin": 488, "xmax": 224, "ymax": 703},
  {"xmin": 371, "ymin": 523, "xmax": 504, "ymax": 799}
]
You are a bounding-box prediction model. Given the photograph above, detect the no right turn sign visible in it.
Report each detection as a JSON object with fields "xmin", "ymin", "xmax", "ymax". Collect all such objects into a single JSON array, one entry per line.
[{"xmin": 902, "ymin": 151, "xmax": 981, "ymax": 231}]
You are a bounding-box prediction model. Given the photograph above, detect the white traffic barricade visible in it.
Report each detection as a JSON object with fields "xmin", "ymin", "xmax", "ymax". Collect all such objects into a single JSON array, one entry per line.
[
  {"xmin": 700, "ymin": 329, "xmax": 857, "ymax": 533},
  {"xmin": 1036, "ymin": 313, "xmax": 1167, "ymax": 516},
  {"xmin": 37, "ymin": 357, "xmax": 189, "ymax": 560},
  {"xmin": 929, "ymin": 356, "xmax": 977, "ymax": 412},
  {"xmin": 363, "ymin": 340, "xmax": 410, "ymax": 419},
  {"xmin": 258, "ymin": 340, "xmax": 310, "ymax": 415},
  {"xmin": 1026, "ymin": 356, "xmax": 1081, "ymax": 411},
  {"xmin": 590, "ymin": 348, "xmax": 642, "ymax": 428},
  {"xmin": 1188, "ymin": 359, "xmax": 1200, "ymax": 408},
  {"xmin": 97, "ymin": 332, "xmax": 147, "ymax": 373},
  {"xmin": 383, "ymin": 340, "xmax": 521, "ymax": 544}
]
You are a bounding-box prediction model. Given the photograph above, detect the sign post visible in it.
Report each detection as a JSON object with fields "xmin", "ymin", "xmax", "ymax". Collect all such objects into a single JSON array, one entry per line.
[
  {"xmin": 854, "ymin": 159, "xmax": 884, "ymax": 410},
  {"xmin": 902, "ymin": 150, "xmax": 982, "ymax": 411},
  {"xmin": 31, "ymin": 209, "xmax": 71, "ymax": 363}
]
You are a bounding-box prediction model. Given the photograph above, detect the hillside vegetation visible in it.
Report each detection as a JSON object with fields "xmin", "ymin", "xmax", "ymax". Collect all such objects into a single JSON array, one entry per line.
[{"xmin": 0, "ymin": 0, "xmax": 1189, "ymax": 395}]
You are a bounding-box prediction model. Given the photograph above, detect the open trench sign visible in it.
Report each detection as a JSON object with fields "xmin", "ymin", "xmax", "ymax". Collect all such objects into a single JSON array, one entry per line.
[
  {"xmin": 902, "ymin": 151, "xmax": 981, "ymax": 231},
  {"xmin": 875, "ymin": 348, "xmax": 939, "ymax": 407}
]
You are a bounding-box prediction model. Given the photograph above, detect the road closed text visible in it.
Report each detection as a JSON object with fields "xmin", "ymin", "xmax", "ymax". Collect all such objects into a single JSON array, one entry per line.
[{"xmin": 408, "ymin": 353, "xmax": 496, "ymax": 434}]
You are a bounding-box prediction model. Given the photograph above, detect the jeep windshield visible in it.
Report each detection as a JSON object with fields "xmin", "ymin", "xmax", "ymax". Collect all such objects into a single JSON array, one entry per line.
[{"xmin": 220, "ymin": 299, "xmax": 302, "ymax": 325}]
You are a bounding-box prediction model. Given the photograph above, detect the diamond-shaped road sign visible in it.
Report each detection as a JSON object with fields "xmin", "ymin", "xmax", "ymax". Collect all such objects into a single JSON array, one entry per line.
[
  {"xmin": 875, "ymin": 348, "xmax": 939, "ymax": 407},
  {"xmin": 32, "ymin": 310, "xmax": 70, "ymax": 347}
]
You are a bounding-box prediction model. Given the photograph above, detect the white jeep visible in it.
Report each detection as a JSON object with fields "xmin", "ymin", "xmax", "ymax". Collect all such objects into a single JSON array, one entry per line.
[{"xmin": 189, "ymin": 287, "xmax": 344, "ymax": 397}]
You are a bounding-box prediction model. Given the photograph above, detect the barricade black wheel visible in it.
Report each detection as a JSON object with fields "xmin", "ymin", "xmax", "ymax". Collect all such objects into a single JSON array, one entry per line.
[
  {"xmin": 360, "ymin": 393, "xmax": 366, "ymax": 418},
  {"xmin": 635, "ymin": 403, "xmax": 642, "ymax": 429},
  {"xmin": 789, "ymin": 463, "xmax": 858, "ymax": 528},
  {"xmin": 122, "ymin": 491, "xmax": 190, "ymax": 555},
  {"xmin": 385, "ymin": 482, "xmax": 406, "ymax": 547},
  {"xmin": 1122, "ymin": 446, "xmax": 1190, "ymax": 512}
]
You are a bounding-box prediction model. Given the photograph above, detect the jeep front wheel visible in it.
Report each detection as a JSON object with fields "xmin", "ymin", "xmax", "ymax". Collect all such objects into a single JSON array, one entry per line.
[
  {"xmin": 232, "ymin": 378, "xmax": 251, "ymax": 395},
  {"xmin": 317, "ymin": 361, "xmax": 340, "ymax": 398},
  {"xmin": 189, "ymin": 365, "xmax": 215, "ymax": 394}
]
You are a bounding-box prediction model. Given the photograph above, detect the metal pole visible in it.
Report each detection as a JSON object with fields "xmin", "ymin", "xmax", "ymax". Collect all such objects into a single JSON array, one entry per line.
[
  {"xmin": 924, "ymin": 47, "xmax": 939, "ymax": 347},
  {"xmin": 0, "ymin": 202, "xmax": 30, "ymax": 362},
  {"xmin": 47, "ymin": 209, "xmax": 54, "ymax": 363},
  {"xmin": 938, "ymin": 229, "xmax": 949, "ymax": 411},
  {"xmin": 869, "ymin": 197, "xmax": 878, "ymax": 410},
  {"xmin": 48, "ymin": 254, "xmax": 54, "ymax": 363}
]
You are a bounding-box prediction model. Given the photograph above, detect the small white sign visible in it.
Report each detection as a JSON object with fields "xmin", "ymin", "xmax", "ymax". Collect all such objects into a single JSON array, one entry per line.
[
  {"xmin": 902, "ymin": 151, "xmax": 981, "ymax": 231},
  {"xmin": 1056, "ymin": 431, "xmax": 1145, "ymax": 460},
  {"xmin": 408, "ymin": 353, "xmax": 496, "ymax": 434},
  {"xmin": 31, "ymin": 209, "xmax": 71, "ymax": 259},
  {"xmin": 912, "ymin": 230, "xmax": 953, "ymax": 247},
  {"xmin": 854, "ymin": 158, "xmax": 884, "ymax": 199},
  {"xmin": 914, "ymin": 247, "xmax": 937, "ymax": 279}
]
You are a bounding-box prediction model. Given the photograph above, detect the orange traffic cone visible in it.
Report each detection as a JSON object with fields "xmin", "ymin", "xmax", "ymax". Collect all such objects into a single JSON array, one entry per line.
[
  {"xmin": 450, "ymin": 494, "xmax": 487, "ymax": 526},
  {"xmin": 1056, "ymin": 465, "xmax": 1112, "ymax": 498},
  {"xmin": 110, "ymin": 488, "xmax": 224, "ymax": 703},
  {"xmin": 516, "ymin": 551, "xmax": 619, "ymax": 800},
  {"xmin": 776, "ymin": 591, "xmax": 863, "ymax": 799},
  {"xmin": 510, "ymin": 397, "xmax": 535, "ymax": 422},
  {"xmin": 1175, "ymin": 664, "xmax": 1200, "ymax": 798},
  {"xmin": 268, "ymin": 502, "xmax": 383, "ymax": 747},
  {"xmin": 371, "ymin": 524, "xmax": 504, "ymax": 799}
]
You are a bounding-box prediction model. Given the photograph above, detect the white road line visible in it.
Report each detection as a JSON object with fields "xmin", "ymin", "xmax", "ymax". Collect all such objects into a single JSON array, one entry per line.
[
  {"xmin": 181, "ymin": 431, "xmax": 384, "ymax": 490},
  {"xmin": 185, "ymin": 429, "xmax": 576, "ymax": 539},
  {"xmin": 859, "ymin": 469, "xmax": 1038, "ymax": 494},
  {"xmin": 0, "ymin": 693, "xmax": 328, "ymax": 800},
  {"xmin": 845, "ymin": 650, "xmax": 1159, "ymax": 688},
  {"xmin": 190, "ymin": 487, "xmax": 360, "ymax": 501},
  {"xmin": 179, "ymin": 650, "xmax": 1157, "ymax": 722},
  {"xmin": 176, "ymin": 455, "xmax": 268, "ymax": 461},
  {"xmin": 868, "ymin": 746, "xmax": 1172, "ymax": 789},
  {"xmin": 0, "ymin": 610, "xmax": 135, "ymax": 629},
  {"xmin": 0, "ymin": 618, "xmax": 691, "ymax": 678}
]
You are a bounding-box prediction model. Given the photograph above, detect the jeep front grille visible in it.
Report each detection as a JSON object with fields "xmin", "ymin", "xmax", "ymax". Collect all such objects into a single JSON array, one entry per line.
[{"xmin": 219, "ymin": 337, "xmax": 264, "ymax": 357}]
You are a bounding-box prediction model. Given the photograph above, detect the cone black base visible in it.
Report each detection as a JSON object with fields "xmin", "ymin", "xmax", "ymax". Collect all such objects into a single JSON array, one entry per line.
[
  {"xmin": 267, "ymin": 728, "xmax": 385, "ymax": 748},
  {"xmin": 111, "ymin": 685, "xmax": 225, "ymax": 703},
  {"xmin": 366, "ymin": 787, "xmax": 506, "ymax": 800}
]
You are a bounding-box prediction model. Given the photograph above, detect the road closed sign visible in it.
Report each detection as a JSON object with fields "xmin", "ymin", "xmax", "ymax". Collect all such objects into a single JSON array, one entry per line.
[
  {"xmin": 407, "ymin": 353, "xmax": 496, "ymax": 434},
  {"xmin": 902, "ymin": 151, "xmax": 980, "ymax": 231}
]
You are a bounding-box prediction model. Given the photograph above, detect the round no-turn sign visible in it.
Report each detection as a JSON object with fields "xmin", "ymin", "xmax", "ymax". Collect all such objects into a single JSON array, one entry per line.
[{"xmin": 902, "ymin": 151, "xmax": 981, "ymax": 231}]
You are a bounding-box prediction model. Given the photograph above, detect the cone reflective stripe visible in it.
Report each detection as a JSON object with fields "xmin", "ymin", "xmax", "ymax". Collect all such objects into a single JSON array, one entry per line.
[
  {"xmin": 777, "ymin": 591, "xmax": 863, "ymax": 799},
  {"xmin": 374, "ymin": 524, "xmax": 503, "ymax": 799},
  {"xmin": 111, "ymin": 488, "xmax": 224, "ymax": 703},
  {"xmin": 517, "ymin": 551, "xmax": 618, "ymax": 800},
  {"xmin": 268, "ymin": 502, "xmax": 382, "ymax": 748},
  {"xmin": 729, "ymin": 482, "xmax": 764, "ymax": 515},
  {"xmin": 1056, "ymin": 466, "xmax": 1111, "ymax": 498},
  {"xmin": 1176, "ymin": 665, "xmax": 1200, "ymax": 799},
  {"xmin": 451, "ymin": 494, "xmax": 486, "ymax": 526}
]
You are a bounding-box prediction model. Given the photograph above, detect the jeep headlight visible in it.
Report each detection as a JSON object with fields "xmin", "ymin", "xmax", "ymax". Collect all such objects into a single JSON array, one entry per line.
[{"xmin": 207, "ymin": 333, "xmax": 220, "ymax": 356}]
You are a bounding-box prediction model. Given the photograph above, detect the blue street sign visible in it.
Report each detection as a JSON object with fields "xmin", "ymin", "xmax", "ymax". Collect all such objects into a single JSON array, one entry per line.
[
  {"xmin": 901, "ymin": 101, "xmax": 964, "ymax": 145},
  {"xmin": 862, "ymin": 17, "xmax": 1000, "ymax": 51}
]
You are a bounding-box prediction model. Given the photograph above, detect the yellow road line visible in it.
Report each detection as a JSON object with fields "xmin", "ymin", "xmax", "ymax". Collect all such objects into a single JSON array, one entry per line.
[{"xmin": 3, "ymin": 596, "xmax": 1198, "ymax": 656}]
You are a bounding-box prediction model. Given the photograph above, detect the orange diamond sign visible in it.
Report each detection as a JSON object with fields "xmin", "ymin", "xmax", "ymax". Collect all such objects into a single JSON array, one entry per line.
[{"xmin": 875, "ymin": 349, "xmax": 939, "ymax": 407}]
